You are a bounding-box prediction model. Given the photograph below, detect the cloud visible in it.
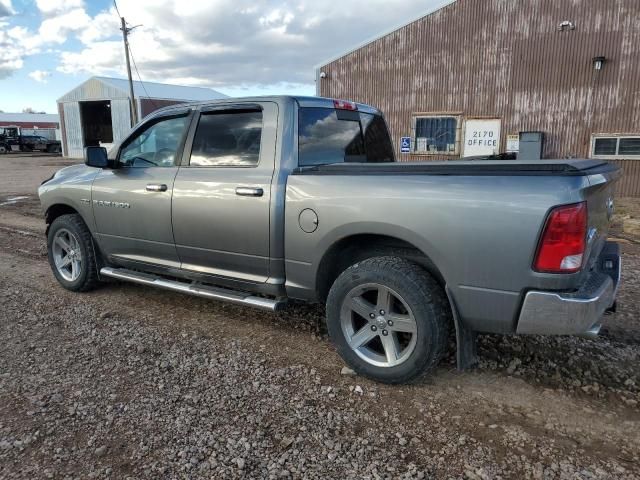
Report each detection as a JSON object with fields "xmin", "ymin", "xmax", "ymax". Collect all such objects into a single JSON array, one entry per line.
[
  {"xmin": 0, "ymin": 2, "xmax": 90, "ymax": 79},
  {"xmin": 57, "ymin": 40, "xmax": 124, "ymax": 75},
  {"xmin": 55, "ymin": 0, "xmax": 438, "ymax": 89},
  {"xmin": 28, "ymin": 69, "xmax": 52, "ymax": 82},
  {"xmin": 78, "ymin": 10, "xmax": 120, "ymax": 44},
  {"xmin": 0, "ymin": 21, "xmax": 23, "ymax": 79},
  {"xmin": 30, "ymin": 8, "xmax": 90, "ymax": 45},
  {"xmin": 36, "ymin": 0, "xmax": 84, "ymax": 17},
  {"xmin": 0, "ymin": 0, "xmax": 13, "ymax": 17},
  {"xmin": 3, "ymin": 0, "xmax": 443, "ymax": 90}
]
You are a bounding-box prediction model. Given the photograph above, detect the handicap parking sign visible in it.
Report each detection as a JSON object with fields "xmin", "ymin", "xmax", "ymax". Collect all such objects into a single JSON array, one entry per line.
[{"xmin": 400, "ymin": 137, "xmax": 411, "ymax": 153}]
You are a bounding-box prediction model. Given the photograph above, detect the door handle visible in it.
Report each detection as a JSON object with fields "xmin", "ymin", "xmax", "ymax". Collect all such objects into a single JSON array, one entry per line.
[
  {"xmin": 235, "ymin": 187, "xmax": 264, "ymax": 197},
  {"xmin": 146, "ymin": 184, "xmax": 168, "ymax": 192}
]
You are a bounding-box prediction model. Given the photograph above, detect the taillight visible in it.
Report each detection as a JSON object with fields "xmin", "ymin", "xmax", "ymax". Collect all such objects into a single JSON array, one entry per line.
[
  {"xmin": 534, "ymin": 202, "xmax": 587, "ymax": 273},
  {"xmin": 333, "ymin": 99, "xmax": 358, "ymax": 111}
]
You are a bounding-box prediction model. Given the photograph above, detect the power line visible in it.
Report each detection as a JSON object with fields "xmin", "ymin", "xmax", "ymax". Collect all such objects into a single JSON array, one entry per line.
[
  {"xmin": 110, "ymin": 2, "xmax": 159, "ymax": 119},
  {"xmin": 112, "ymin": 1, "xmax": 140, "ymax": 124},
  {"xmin": 119, "ymin": 16, "xmax": 138, "ymax": 124},
  {"xmin": 128, "ymin": 44, "xmax": 162, "ymax": 112}
]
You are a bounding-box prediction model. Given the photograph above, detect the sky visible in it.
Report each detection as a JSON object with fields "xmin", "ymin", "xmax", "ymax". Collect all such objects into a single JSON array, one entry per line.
[{"xmin": 0, "ymin": 0, "xmax": 443, "ymax": 113}]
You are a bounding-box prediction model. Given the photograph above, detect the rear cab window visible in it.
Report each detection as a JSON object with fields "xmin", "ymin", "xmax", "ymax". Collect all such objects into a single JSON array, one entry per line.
[{"xmin": 298, "ymin": 106, "xmax": 395, "ymax": 166}]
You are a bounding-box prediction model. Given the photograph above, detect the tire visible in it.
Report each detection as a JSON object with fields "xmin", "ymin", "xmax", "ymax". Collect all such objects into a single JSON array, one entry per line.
[
  {"xmin": 47, "ymin": 214, "xmax": 101, "ymax": 292},
  {"xmin": 326, "ymin": 256, "xmax": 450, "ymax": 384}
]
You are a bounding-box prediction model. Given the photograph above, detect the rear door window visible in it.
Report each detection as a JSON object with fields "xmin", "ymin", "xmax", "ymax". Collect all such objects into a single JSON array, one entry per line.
[
  {"xmin": 298, "ymin": 107, "xmax": 394, "ymax": 166},
  {"xmin": 189, "ymin": 110, "xmax": 262, "ymax": 167}
]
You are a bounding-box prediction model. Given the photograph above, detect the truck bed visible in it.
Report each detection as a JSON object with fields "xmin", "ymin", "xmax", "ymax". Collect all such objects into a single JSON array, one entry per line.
[
  {"xmin": 285, "ymin": 158, "xmax": 620, "ymax": 334},
  {"xmin": 293, "ymin": 159, "xmax": 617, "ymax": 177}
]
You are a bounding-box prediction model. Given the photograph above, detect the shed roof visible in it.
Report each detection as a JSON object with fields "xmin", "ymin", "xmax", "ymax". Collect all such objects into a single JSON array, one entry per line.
[
  {"xmin": 58, "ymin": 76, "xmax": 228, "ymax": 103},
  {"xmin": 315, "ymin": 0, "xmax": 458, "ymax": 69},
  {"xmin": 0, "ymin": 112, "xmax": 60, "ymax": 124}
]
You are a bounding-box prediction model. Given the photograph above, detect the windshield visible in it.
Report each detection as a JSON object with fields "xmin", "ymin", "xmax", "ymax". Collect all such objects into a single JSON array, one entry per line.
[{"xmin": 298, "ymin": 107, "xmax": 395, "ymax": 166}]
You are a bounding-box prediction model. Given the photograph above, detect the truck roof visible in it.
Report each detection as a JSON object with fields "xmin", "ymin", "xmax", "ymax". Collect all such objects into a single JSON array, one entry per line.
[{"xmin": 146, "ymin": 95, "xmax": 382, "ymax": 117}]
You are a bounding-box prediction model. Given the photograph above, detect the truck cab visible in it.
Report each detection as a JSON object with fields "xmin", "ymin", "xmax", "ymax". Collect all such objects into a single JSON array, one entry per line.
[{"xmin": 0, "ymin": 126, "xmax": 20, "ymax": 153}]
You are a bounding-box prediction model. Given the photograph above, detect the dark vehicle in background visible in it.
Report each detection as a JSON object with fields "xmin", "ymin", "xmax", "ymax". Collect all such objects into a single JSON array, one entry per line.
[
  {"xmin": 0, "ymin": 126, "xmax": 18, "ymax": 153},
  {"xmin": 19, "ymin": 135, "xmax": 61, "ymax": 153},
  {"xmin": 0, "ymin": 127, "xmax": 61, "ymax": 154}
]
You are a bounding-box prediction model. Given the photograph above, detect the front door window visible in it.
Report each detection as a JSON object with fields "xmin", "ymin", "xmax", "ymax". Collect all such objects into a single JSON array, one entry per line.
[{"xmin": 119, "ymin": 115, "xmax": 189, "ymax": 168}]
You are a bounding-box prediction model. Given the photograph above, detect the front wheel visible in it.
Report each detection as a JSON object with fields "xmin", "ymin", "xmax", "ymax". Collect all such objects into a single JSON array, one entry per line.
[
  {"xmin": 47, "ymin": 214, "xmax": 101, "ymax": 292},
  {"xmin": 326, "ymin": 256, "xmax": 451, "ymax": 384}
]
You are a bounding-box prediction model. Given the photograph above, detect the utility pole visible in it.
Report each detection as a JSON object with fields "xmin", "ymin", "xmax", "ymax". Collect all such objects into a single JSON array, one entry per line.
[{"xmin": 120, "ymin": 17, "xmax": 138, "ymax": 126}]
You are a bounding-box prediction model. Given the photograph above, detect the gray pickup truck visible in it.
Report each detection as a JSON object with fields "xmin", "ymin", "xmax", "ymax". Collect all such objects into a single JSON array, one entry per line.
[{"xmin": 38, "ymin": 96, "xmax": 621, "ymax": 383}]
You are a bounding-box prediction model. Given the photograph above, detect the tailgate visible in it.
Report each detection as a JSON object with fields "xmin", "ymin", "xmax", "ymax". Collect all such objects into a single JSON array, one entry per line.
[{"xmin": 581, "ymin": 164, "xmax": 621, "ymax": 273}]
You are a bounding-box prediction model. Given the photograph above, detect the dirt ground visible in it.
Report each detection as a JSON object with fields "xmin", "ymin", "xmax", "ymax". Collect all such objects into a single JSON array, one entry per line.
[{"xmin": 0, "ymin": 154, "xmax": 639, "ymax": 479}]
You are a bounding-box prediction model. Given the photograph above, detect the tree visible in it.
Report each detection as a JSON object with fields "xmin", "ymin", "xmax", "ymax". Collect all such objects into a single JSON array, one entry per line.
[{"xmin": 22, "ymin": 107, "xmax": 46, "ymax": 114}]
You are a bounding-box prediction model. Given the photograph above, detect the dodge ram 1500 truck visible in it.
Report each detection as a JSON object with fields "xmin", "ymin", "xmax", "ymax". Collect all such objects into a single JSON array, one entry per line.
[{"xmin": 38, "ymin": 96, "xmax": 621, "ymax": 384}]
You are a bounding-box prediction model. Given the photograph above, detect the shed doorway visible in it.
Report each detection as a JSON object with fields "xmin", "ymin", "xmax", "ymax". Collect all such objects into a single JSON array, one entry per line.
[{"xmin": 79, "ymin": 100, "xmax": 113, "ymax": 148}]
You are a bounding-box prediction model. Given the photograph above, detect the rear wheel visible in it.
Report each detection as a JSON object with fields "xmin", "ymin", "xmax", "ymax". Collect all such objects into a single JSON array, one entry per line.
[
  {"xmin": 326, "ymin": 256, "xmax": 450, "ymax": 384},
  {"xmin": 47, "ymin": 214, "xmax": 101, "ymax": 292}
]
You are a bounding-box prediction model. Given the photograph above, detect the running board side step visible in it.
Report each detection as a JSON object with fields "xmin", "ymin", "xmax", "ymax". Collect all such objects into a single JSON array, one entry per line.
[{"xmin": 100, "ymin": 267, "xmax": 287, "ymax": 312}]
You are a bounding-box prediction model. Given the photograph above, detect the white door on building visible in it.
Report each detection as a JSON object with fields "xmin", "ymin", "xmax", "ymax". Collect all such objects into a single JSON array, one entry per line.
[
  {"xmin": 63, "ymin": 102, "xmax": 83, "ymax": 158},
  {"xmin": 111, "ymin": 98, "xmax": 132, "ymax": 145},
  {"xmin": 462, "ymin": 118, "xmax": 501, "ymax": 157}
]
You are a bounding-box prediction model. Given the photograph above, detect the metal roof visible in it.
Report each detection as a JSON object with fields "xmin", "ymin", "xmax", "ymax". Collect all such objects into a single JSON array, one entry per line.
[
  {"xmin": 58, "ymin": 76, "xmax": 228, "ymax": 103},
  {"xmin": 314, "ymin": 0, "xmax": 458, "ymax": 69},
  {"xmin": 95, "ymin": 76, "xmax": 228, "ymax": 100},
  {"xmin": 0, "ymin": 112, "xmax": 59, "ymax": 124}
]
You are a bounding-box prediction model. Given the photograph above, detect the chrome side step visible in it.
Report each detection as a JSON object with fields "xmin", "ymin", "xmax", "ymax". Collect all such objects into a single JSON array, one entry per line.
[{"xmin": 100, "ymin": 267, "xmax": 286, "ymax": 312}]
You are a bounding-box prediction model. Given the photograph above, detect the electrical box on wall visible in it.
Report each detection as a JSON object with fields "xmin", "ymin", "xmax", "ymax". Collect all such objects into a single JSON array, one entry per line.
[{"xmin": 518, "ymin": 131, "xmax": 544, "ymax": 160}]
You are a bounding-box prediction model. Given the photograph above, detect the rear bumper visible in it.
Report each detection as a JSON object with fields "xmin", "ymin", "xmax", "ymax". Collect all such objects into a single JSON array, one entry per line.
[{"xmin": 516, "ymin": 242, "xmax": 620, "ymax": 336}]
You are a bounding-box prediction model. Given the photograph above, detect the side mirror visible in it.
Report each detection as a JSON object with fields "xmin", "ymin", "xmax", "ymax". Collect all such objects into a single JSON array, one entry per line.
[{"xmin": 84, "ymin": 146, "xmax": 109, "ymax": 168}]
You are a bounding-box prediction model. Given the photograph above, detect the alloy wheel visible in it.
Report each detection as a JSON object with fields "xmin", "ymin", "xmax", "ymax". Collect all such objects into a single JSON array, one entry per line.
[
  {"xmin": 340, "ymin": 283, "xmax": 418, "ymax": 368},
  {"xmin": 52, "ymin": 228, "xmax": 83, "ymax": 282}
]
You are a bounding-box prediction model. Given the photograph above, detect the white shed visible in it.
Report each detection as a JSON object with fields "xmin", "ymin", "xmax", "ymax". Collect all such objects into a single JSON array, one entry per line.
[{"xmin": 57, "ymin": 76, "xmax": 227, "ymax": 158}]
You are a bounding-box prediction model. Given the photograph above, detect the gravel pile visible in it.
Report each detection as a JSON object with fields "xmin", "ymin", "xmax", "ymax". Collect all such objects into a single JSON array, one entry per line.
[
  {"xmin": 0, "ymin": 283, "xmax": 497, "ymax": 479},
  {"xmin": 1, "ymin": 271, "xmax": 639, "ymax": 479}
]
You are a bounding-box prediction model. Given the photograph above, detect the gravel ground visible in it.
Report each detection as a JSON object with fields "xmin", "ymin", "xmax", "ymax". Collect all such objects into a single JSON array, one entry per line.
[
  {"xmin": 0, "ymin": 155, "xmax": 639, "ymax": 479},
  {"xmin": 0, "ymin": 154, "xmax": 70, "ymax": 197}
]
